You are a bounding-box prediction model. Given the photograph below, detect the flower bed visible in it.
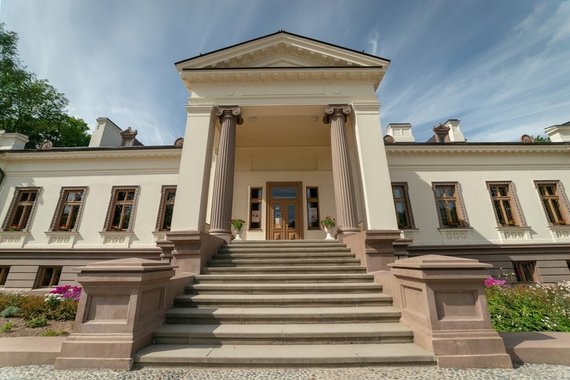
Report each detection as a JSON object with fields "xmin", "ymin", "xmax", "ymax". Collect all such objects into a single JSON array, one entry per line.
[{"xmin": 485, "ymin": 279, "xmax": 570, "ymax": 332}]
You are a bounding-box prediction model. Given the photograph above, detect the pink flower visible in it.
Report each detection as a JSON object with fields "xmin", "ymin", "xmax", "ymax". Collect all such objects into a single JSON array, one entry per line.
[{"xmin": 484, "ymin": 277, "xmax": 507, "ymax": 288}]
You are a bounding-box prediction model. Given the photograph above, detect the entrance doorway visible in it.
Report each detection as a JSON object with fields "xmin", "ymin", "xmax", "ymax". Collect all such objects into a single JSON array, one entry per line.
[{"xmin": 267, "ymin": 182, "xmax": 303, "ymax": 240}]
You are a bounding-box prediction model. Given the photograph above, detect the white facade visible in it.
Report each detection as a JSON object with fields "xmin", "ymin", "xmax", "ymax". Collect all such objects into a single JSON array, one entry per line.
[{"xmin": 0, "ymin": 31, "xmax": 569, "ymax": 288}]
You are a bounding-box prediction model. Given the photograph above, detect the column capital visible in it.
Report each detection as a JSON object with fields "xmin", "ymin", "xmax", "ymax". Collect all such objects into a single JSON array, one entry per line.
[
  {"xmin": 214, "ymin": 105, "xmax": 243, "ymax": 125},
  {"xmin": 323, "ymin": 104, "xmax": 352, "ymax": 124}
]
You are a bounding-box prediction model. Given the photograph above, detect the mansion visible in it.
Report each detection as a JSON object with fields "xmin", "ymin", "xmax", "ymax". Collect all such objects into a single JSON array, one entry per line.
[{"xmin": 0, "ymin": 31, "xmax": 569, "ymax": 289}]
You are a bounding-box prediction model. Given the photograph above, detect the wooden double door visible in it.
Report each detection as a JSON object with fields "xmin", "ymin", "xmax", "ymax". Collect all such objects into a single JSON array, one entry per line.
[{"xmin": 266, "ymin": 182, "xmax": 303, "ymax": 240}]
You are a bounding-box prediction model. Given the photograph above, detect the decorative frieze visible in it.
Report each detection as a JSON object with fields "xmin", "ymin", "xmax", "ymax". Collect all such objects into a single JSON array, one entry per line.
[
  {"xmin": 0, "ymin": 231, "xmax": 30, "ymax": 248},
  {"xmin": 438, "ymin": 228, "xmax": 472, "ymax": 242},
  {"xmin": 44, "ymin": 231, "xmax": 79, "ymax": 248},
  {"xmin": 99, "ymin": 231, "xmax": 134, "ymax": 247},
  {"xmin": 547, "ymin": 225, "xmax": 570, "ymax": 242},
  {"xmin": 495, "ymin": 226, "xmax": 532, "ymax": 243}
]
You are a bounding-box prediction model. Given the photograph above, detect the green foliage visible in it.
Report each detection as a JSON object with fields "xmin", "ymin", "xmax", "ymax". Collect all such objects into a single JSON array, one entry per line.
[
  {"xmin": 486, "ymin": 281, "xmax": 570, "ymax": 332},
  {"xmin": 0, "ymin": 23, "xmax": 90, "ymax": 148},
  {"xmin": 0, "ymin": 322, "xmax": 13, "ymax": 333},
  {"xmin": 533, "ymin": 135, "xmax": 551, "ymax": 143},
  {"xmin": 230, "ymin": 219, "xmax": 246, "ymax": 230},
  {"xmin": 42, "ymin": 329, "xmax": 68, "ymax": 337},
  {"xmin": 0, "ymin": 305, "xmax": 20, "ymax": 318},
  {"xmin": 25, "ymin": 316, "xmax": 48, "ymax": 328},
  {"xmin": 0, "ymin": 293, "xmax": 77, "ymax": 321}
]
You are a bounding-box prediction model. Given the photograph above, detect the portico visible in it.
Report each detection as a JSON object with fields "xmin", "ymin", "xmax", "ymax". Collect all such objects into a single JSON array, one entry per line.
[{"xmin": 167, "ymin": 32, "xmax": 399, "ymax": 261}]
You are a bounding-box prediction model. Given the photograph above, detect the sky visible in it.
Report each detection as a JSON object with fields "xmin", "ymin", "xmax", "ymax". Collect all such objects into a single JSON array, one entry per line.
[{"xmin": 1, "ymin": 0, "xmax": 569, "ymax": 145}]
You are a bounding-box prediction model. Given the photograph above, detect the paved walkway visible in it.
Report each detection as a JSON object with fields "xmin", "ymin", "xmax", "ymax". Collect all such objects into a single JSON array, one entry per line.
[{"xmin": 0, "ymin": 364, "xmax": 569, "ymax": 380}]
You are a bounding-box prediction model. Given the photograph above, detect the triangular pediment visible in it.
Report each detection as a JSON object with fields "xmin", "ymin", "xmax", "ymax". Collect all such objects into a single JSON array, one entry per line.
[{"xmin": 176, "ymin": 31, "xmax": 389, "ymax": 70}]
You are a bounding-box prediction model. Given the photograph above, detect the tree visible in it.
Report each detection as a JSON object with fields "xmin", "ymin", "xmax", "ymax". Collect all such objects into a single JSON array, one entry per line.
[
  {"xmin": 0, "ymin": 23, "xmax": 90, "ymax": 148},
  {"xmin": 533, "ymin": 135, "xmax": 551, "ymax": 143}
]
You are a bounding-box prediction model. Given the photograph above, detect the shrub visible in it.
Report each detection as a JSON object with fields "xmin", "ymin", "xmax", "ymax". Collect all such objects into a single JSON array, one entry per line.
[
  {"xmin": 42, "ymin": 329, "xmax": 68, "ymax": 337},
  {"xmin": 0, "ymin": 305, "xmax": 20, "ymax": 318},
  {"xmin": 45, "ymin": 299, "xmax": 78, "ymax": 321},
  {"xmin": 18, "ymin": 295, "xmax": 46, "ymax": 320},
  {"xmin": 25, "ymin": 316, "xmax": 48, "ymax": 328},
  {"xmin": 486, "ymin": 279, "xmax": 570, "ymax": 332},
  {"xmin": 0, "ymin": 322, "xmax": 13, "ymax": 333},
  {"xmin": 0, "ymin": 293, "xmax": 25, "ymax": 311}
]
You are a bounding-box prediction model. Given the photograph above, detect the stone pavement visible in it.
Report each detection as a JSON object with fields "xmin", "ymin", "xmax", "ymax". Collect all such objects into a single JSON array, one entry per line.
[{"xmin": 0, "ymin": 364, "xmax": 569, "ymax": 380}]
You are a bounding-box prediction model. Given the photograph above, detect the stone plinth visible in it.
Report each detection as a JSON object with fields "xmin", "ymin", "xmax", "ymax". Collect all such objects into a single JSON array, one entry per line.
[
  {"xmin": 166, "ymin": 230, "xmax": 225, "ymax": 275},
  {"xmin": 55, "ymin": 258, "xmax": 174, "ymax": 370},
  {"xmin": 341, "ymin": 230, "xmax": 401, "ymax": 272},
  {"xmin": 388, "ymin": 255, "xmax": 512, "ymax": 368}
]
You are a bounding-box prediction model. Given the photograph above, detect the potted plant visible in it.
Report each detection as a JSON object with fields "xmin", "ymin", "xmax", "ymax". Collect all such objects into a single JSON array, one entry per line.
[
  {"xmin": 230, "ymin": 219, "xmax": 246, "ymax": 241},
  {"xmin": 321, "ymin": 216, "xmax": 336, "ymax": 240}
]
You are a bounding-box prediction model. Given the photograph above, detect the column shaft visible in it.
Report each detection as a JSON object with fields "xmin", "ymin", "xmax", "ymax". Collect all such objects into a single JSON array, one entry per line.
[
  {"xmin": 209, "ymin": 106, "xmax": 242, "ymax": 234},
  {"xmin": 325, "ymin": 105, "xmax": 359, "ymax": 232}
]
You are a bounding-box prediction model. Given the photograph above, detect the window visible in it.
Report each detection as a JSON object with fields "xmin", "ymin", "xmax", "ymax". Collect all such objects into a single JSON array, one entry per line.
[
  {"xmin": 35, "ymin": 266, "xmax": 62, "ymax": 288},
  {"xmin": 392, "ymin": 183, "xmax": 414, "ymax": 229},
  {"xmin": 513, "ymin": 261, "xmax": 537, "ymax": 283},
  {"xmin": 2, "ymin": 187, "xmax": 41, "ymax": 231},
  {"xmin": 156, "ymin": 186, "xmax": 176, "ymax": 231},
  {"xmin": 51, "ymin": 187, "xmax": 87, "ymax": 231},
  {"xmin": 536, "ymin": 182, "xmax": 569, "ymax": 225},
  {"xmin": 306, "ymin": 187, "xmax": 320, "ymax": 230},
  {"xmin": 433, "ymin": 183, "xmax": 467, "ymax": 228},
  {"xmin": 0, "ymin": 266, "xmax": 9, "ymax": 286},
  {"xmin": 105, "ymin": 186, "xmax": 139, "ymax": 231},
  {"xmin": 487, "ymin": 182, "xmax": 524, "ymax": 227},
  {"xmin": 249, "ymin": 188, "xmax": 262, "ymax": 229}
]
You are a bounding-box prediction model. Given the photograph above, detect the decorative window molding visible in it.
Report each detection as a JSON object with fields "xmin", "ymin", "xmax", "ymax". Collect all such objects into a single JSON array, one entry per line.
[
  {"xmin": 155, "ymin": 186, "xmax": 176, "ymax": 232},
  {"xmin": 535, "ymin": 181, "xmax": 570, "ymax": 226},
  {"xmin": 391, "ymin": 182, "xmax": 415, "ymax": 229},
  {"xmin": 2, "ymin": 187, "xmax": 42, "ymax": 232},
  {"xmin": 432, "ymin": 182, "xmax": 469, "ymax": 228},
  {"xmin": 103, "ymin": 186, "xmax": 140, "ymax": 232},
  {"xmin": 306, "ymin": 187, "xmax": 320, "ymax": 230},
  {"xmin": 486, "ymin": 181, "xmax": 526, "ymax": 227},
  {"xmin": 0, "ymin": 266, "xmax": 9, "ymax": 286},
  {"xmin": 34, "ymin": 266, "xmax": 62, "ymax": 288},
  {"xmin": 49, "ymin": 187, "xmax": 88, "ymax": 232},
  {"xmin": 512, "ymin": 261, "xmax": 539, "ymax": 283}
]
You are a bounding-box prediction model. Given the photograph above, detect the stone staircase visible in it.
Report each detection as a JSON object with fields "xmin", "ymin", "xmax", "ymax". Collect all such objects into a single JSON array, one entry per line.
[{"xmin": 135, "ymin": 240, "xmax": 435, "ymax": 366}]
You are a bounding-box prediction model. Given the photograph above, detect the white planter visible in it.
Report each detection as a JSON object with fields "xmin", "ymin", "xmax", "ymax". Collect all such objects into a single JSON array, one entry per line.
[
  {"xmin": 324, "ymin": 226, "xmax": 336, "ymax": 240},
  {"xmin": 232, "ymin": 228, "xmax": 243, "ymax": 241}
]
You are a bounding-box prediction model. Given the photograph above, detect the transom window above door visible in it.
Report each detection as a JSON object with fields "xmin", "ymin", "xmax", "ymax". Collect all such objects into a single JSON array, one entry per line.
[{"xmin": 271, "ymin": 187, "xmax": 298, "ymax": 199}]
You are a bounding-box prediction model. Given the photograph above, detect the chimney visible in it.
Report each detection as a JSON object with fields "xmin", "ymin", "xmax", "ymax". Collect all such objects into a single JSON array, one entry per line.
[
  {"xmin": 443, "ymin": 119, "xmax": 466, "ymax": 142},
  {"xmin": 0, "ymin": 130, "xmax": 29, "ymax": 150},
  {"xmin": 120, "ymin": 127, "xmax": 138, "ymax": 147},
  {"xmin": 545, "ymin": 121, "xmax": 570, "ymax": 142},
  {"xmin": 89, "ymin": 117, "xmax": 123, "ymax": 147},
  {"xmin": 385, "ymin": 123, "xmax": 415, "ymax": 142},
  {"xmin": 433, "ymin": 124, "xmax": 450, "ymax": 143}
]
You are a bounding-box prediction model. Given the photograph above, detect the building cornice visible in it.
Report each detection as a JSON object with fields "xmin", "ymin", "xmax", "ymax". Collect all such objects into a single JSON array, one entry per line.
[
  {"xmin": 180, "ymin": 67, "xmax": 384, "ymax": 89},
  {"xmin": 0, "ymin": 147, "xmax": 182, "ymax": 162},
  {"xmin": 385, "ymin": 143, "xmax": 570, "ymax": 156}
]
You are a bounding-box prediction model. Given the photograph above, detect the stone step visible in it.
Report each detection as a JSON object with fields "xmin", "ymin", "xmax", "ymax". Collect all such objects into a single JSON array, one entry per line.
[
  {"xmin": 195, "ymin": 273, "xmax": 374, "ymax": 283},
  {"xmin": 135, "ymin": 343, "xmax": 436, "ymax": 366},
  {"xmin": 174, "ymin": 293, "xmax": 392, "ymax": 308},
  {"xmin": 152, "ymin": 322, "xmax": 414, "ymax": 345},
  {"xmin": 203, "ymin": 265, "xmax": 367, "ymax": 274},
  {"xmin": 165, "ymin": 306, "xmax": 402, "ymax": 324},
  {"xmin": 187, "ymin": 282, "xmax": 382, "ymax": 294},
  {"xmin": 214, "ymin": 251, "xmax": 355, "ymax": 259},
  {"xmin": 207, "ymin": 258, "xmax": 361, "ymax": 267},
  {"xmin": 227, "ymin": 240, "xmax": 343, "ymax": 247},
  {"xmin": 218, "ymin": 246, "xmax": 351, "ymax": 253}
]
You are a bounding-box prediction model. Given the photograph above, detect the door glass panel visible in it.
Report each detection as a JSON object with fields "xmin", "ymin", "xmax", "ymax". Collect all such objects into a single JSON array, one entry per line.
[
  {"xmin": 272, "ymin": 187, "xmax": 297, "ymax": 199},
  {"xmin": 287, "ymin": 203, "xmax": 296, "ymax": 228},
  {"xmin": 274, "ymin": 204, "xmax": 282, "ymax": 228}
]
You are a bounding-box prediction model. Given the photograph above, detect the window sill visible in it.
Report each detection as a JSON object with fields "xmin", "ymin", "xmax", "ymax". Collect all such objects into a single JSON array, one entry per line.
[
  {"xmin": 495, "ymin": 226, "xmax": 532, "ymax": 242},
  {"xmin": 0, "ymin": 231, "xmax": 30, "ymax": 248},
  {"xmin": 45, "ymin": 231, "xmax": 80, "ymax": 247},
  {"xmin": 438, "ymin": 228, "xmax": 472, "ymax": 242},
  {"xmin": 99, "ymin": 231, "xmax": 134, "ymax": 247},
  {"xmin": 547, "ymin": 225, "xmax": 570, "ymax": 240}
]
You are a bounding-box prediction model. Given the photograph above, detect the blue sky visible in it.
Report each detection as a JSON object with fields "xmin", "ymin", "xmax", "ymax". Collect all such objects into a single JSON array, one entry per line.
[{"xmin": 1, "ymin": 0, "xmax": 569, "ymax": 145}]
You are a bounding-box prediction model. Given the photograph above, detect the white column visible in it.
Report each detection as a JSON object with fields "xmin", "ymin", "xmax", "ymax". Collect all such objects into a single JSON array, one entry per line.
[
  {"xmin": 170, "ymin": 104, "xmax": 215, "ymax": 232},
  {"xmin": 325, "ymin": 104, "xmax": 359, "ymax": 233},
  {"xmin": 352, "ymin": 101, "xmax": 399, "ymax": 230},
  {"xmin": 209, "ymin": 106, "xmax": 242, "ymax": 235}
]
